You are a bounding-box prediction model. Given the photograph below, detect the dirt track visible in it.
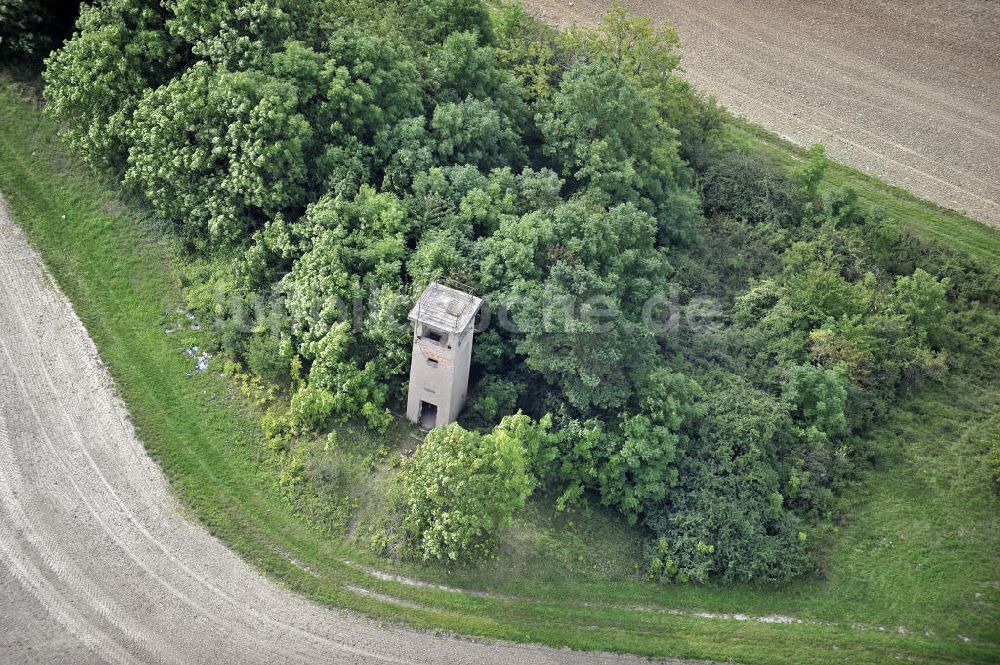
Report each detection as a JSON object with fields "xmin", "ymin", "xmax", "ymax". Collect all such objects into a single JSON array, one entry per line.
[
  {"xmin": 0, "ymin": 193, "xmax": 687, "ymax": 664},
  {"xmin": 525, "ymin": 0, "xmax": 1000, "ymax": 227}
]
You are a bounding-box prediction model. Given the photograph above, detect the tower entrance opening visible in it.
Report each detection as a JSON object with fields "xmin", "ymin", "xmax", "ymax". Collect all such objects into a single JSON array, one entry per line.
[{"xmin": 418, "ymin": 401, "xmax": 438, "ymax": 430}]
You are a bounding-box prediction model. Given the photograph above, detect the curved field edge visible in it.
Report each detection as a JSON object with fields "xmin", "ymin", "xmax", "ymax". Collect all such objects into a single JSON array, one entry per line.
[{"xmin": 0, "ymin": 81, "xmax": 997, "ymax": 664}]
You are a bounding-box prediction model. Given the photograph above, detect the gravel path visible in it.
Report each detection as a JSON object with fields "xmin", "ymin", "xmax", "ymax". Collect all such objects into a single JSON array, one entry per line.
[
  {"xmin": 525, "ymin": 0, "xmax": 1000, "ymax": 227},
  {"xmin": 0, "ymin": 194, "xmax": 689, "ymax": 664}
]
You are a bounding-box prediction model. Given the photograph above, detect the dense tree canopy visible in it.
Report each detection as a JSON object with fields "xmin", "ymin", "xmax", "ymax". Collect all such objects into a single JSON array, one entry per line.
[
  {"xmin": 40, "ymin": 0, "xmax": 983, "ymax": 580},
  {"xmin": 540, "ymin": 61, "xmax": 700, "ymax": 244},
  {"xmin": 479, "ymin": 199, "xmax": 669, "ymax": 413},
  {"xmin": 43, "ymin": 0, "xmax": 181, "ymax": 167},
  {"xmin": 126, "ymin": 63, "xmax": 312, "ymax": 244}
]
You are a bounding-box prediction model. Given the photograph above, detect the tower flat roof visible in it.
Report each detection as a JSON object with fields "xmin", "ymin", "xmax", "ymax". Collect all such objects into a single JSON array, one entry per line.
[{"xmin": 408, "ymin": 282, "xmax": 482, "ymax": 334}]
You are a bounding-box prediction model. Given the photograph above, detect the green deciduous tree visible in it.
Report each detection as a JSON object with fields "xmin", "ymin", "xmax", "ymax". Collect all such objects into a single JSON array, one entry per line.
[
  {"xmin": 408, "ymin": 0, "xmax": 493, "ymax": 46},
  {"xmin": 539, "ymin": 61, "xmax": 700, "ymax": 244},
  {"xmin": 429, "ymin": 98, "xmax": 526, "ymax": 170},
  {"xmin": 43, "ymin": 0, "xmax": 182, "ymax": 167},
  {"xmin": 565, "ymin": 1, "xmax": 680, "ymax": 88},
  {"xmin": 165, "ymin": 0, "xmax": 299, "ymax": 70},
  {"xmin": 492, "ymin": 1, "xmax": 562, "ymax": 104},
  {"xmin": 480, "ymin": 200, "xmax": 671, "ymax": 413},
  {"xmin": 565, "ymin": 1, "xmax": 723, "ymax": 173},
  {"xmin": 321, "ymin": 29, "xmax": 424, "ymax": 143},
  {"xmin": 400, "ymin": 417, "xmax": 536, "ymax": 560},
  {"xmin": 125, "ymin": 62, "xmax": 312, "ymax": 246},
  {"xmin": 408, "ymin": 228, "xmax": 471, "ymax": 289},
  {"xmin": 278, "ymin": 188, "xmax": 411, "ymax": 427}
]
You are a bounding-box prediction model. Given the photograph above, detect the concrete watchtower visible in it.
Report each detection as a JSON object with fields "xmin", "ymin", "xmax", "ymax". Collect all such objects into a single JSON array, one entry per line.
[{"xmin": 406, "ymin": 283, "xmax": 482, "ymax": 430}]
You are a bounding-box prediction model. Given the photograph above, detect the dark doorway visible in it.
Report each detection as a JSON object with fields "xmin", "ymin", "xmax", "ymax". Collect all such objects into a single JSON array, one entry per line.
[{"xmin": 419, "ymin": 401, "xmax": 438, "ymax": 430}]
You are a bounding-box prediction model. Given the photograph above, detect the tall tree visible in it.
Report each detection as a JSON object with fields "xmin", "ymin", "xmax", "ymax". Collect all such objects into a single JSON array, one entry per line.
[
  {"xmin": 43, "ymin": 0, "xmax": 182, "ymax": 167},
  {"xmin": 480, "ymin": 199, "xmax": 670, "ymax": 413},
  {"xmin": 539, "ymin": 61, "xmax": 701, "ymax": 244}
]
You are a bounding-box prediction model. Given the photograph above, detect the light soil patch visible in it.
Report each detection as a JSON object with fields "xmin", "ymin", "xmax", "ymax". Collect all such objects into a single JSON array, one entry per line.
[{"xmin": 524, "ymin": 0, "xmax": 1000, "ymax": 227}]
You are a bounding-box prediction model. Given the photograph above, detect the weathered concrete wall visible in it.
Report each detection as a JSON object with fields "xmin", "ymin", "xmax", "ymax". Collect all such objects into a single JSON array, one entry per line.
[{"xmin": 405, "ymin": 324, "xmax": 474, "ymax": 428}]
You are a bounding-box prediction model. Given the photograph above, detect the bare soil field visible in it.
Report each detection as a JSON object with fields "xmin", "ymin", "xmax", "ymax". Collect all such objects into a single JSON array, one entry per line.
[
  {"xmin": 525, "ymin": 0, "xmax": 1000, "ymax": 227},
  {"xmin": 0, "ymin": 194, "xmax": 681, "ymax": 665}
]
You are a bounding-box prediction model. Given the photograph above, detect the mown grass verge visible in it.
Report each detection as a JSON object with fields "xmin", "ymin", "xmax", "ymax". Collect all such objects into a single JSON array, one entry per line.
[{"xmin": 1, "ymin": 79, "xmax": 998, "ymax": 664}]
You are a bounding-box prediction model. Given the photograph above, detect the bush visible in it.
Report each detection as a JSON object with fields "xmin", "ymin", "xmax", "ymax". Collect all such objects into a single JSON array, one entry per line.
[
  {"xmin": 289, "ymin": 384, "xmax": 335, "ymax": 431},
  {"xmin": 782, "ymin": 363, "xmax": 848, "ymax": 439},
  {"xmin": 647, "ymin": 535, "xmax": 713, "ymax": 585},
  {"xmin": 400, "ymin": 419, "xmax": 535, "ymax": 560},
  {"xmin": 467, "ymin": 376, "xmax": 521, "ymax": 424},
  {"xmin": 701, "ymin": 149, "xmax": 806, "ymax": 227},
  {"xmin": 540, "ymin": 417, "xmax": 604, "ymax": 512},
  {"xmin": 645, "ymin": 384, "xmax": 813, "ymax": 583},
  {"xmin": 245, "ymin": 331, "xmax": 291, "ymax": 385},
  {"xmin": 597, "ymin": 414, "xmax": 680, "ymax": 523}
]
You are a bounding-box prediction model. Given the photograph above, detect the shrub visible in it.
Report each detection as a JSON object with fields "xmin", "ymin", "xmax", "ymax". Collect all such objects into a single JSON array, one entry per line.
[
  {"xmin": 701, "ymin": 150, "xmax": 806, "ymax": 227},
  {"xmin": 541, "ymin": 417, "xmax": 605, "ymax": 512},
  {"xmin": 400, "ymin": 419, "xmax": 535, "ymax": 560},
  {"xmin": 597, "ymin": 414, "xmax": 680, "ymax": 523},
  {"xmin": 645, "ymin": 384, "xmax": 812, "ymax": 583},
  {"xmin": 467, "ymin": 376, "xmax": 521, "ymax": 424},
  {"xmin": 289, "ymin": 384, "xmax": 335, "ymax": 431},
  {"xmin": 245, "ymin": 330, "xmax": 292, "ymax": 385},
  {"xmin": 597, "ymin": 369, "xmax": 702, "ymax": 523},
  {"xmin": 647, "ymin": 535, "xmax": 714, "ymax": 585},
  {"xmin": 782, "ymin": 363, "xmax": 848, "ymax": 439}
]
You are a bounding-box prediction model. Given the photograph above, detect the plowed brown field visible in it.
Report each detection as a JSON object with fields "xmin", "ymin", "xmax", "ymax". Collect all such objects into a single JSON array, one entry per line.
[{"xmin": 526, "ymin": 0, "xmax": 1000, "ymax": 227}]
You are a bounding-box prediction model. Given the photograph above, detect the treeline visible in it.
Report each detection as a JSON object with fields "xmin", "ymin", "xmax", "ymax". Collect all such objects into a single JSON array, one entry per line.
[{"xmin": 41, "ymin": 0, "xmax": 998, "ymax": 581}]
